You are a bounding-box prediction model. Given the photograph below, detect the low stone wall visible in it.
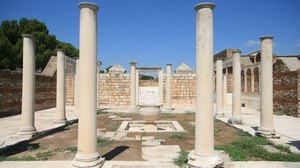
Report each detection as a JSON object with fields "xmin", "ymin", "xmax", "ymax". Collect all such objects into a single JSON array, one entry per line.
[
  {"xmin": 98, "ymin": 73, "xmax": 130, "ymax": 107},
  {"xmin": 0, "ymin": 70, "xmax": 56, "ymax": 117}
]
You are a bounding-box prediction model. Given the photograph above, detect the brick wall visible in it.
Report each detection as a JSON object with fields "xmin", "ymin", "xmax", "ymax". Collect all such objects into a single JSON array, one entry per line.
[
  {"xmin": 98, "ymin": 73, "xmax": 130, "ymax": 107},
  {"xmin": 0, "ymin": 70, "xmax": 56, "ymax": 118},
  {"xmin": 65, "ymin": 73, "xmax": 74, "ymax": 105}
]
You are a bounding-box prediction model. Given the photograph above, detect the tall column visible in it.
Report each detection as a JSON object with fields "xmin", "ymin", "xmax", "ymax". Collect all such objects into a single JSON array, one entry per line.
[
  {"xmin": 165, "ymin": 64, "xmax": 172, "ymax": 112},
  {"xmin": 244, "ymin": 70, "xmax": 247, "ymax": 92},
  {"xmin": 75, "ymin": 59, "xmax": 80, "ymax": 111},
  {"xmin": 73, "ymin": 2, "xmax": 104, "ymax": 167},
  {"xmin": 129, "ymin": 62, "xmax": 137, "ymax": 112},
  {"xmin": 18, "ymin": 34, "xmax": 37, "ymax": 136},
  {"xmin": 159, "ymin": 69, "xmax": 164, "ymax": 105},
  {"xmin": 188, "ymin": 3, "xmax": 222, "ymax": 168},
  {"xmin": 228, "ymin": 51, "xmax": 243, "ymax": 124},
  {"xmin": 215, "ymin": 59, "xmax": 224, "ymax": 116},
  {"xmin": 223, "ymin": 75, "xmax": 227, "ymax": 107},
  {"xmin": 55, "ymin": 49, "xmax": 67, "ymax": 124},
  {"xmin": 96, "ymin": 61, "xmax": 102, "ymax": 110},
  {"xmin": 251, "ymin": 69, "xmax": 255, "ymax": 92},
  {"xmin": 257, "ymin": 36, "xmax": 277, "ymax": 137}
]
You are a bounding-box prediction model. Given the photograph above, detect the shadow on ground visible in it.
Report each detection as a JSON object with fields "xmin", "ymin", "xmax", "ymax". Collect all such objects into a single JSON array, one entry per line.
[{"xmin": 102, "ymin": 146, "xmax": 129, "ymax": 160}]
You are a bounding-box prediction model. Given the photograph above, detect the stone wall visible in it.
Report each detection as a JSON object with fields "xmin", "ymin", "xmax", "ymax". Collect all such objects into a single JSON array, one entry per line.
[
  {"xmin": 66, "ymin": 73, "xmax": 74, "ymax": 105},
  {"xmin": 273, "ymin": 60, "xmax": 299, "ymax": 117},
  {"xmin": 98, "ymin": 73, "xmax": 130, "ymax": 107},
  {"xmin": 0, "ymin": 70, "xmax": 56, "ymax": 117}
]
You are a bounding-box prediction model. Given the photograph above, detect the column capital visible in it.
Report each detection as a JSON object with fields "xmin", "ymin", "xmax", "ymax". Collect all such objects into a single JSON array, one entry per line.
[
  {"xmin": 130, "ymin": 61, "xmax": 137, "ymax": 66},
  {"xmin": 260, "ymin": 35, "xmax": 273, "ymax": 41},
  {"xmin": 22, "ymin": 34, "xmax": 36, "ymax": 41},
  {"xmin": 232, "ymin": 50, "xmax": 241, "ymax": 54},
  {"xmin": 194, "ymin": 2, "xmax": 215, "ymax": 11},
  {"xmin": 78, "ymin": 2, "xmax": 99, "ymax": 11}
]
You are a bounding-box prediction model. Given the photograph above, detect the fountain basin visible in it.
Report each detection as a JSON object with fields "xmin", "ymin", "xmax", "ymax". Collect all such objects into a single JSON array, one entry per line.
[{"xmin": 117, "ymin": 121, "xmax": 185, "ymax": 132}]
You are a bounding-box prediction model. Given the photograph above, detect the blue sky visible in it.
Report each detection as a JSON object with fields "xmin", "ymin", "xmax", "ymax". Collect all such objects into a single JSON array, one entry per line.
[{"xmin": 1, "ymin": 0, "xmax": 300, "ymax": 71}]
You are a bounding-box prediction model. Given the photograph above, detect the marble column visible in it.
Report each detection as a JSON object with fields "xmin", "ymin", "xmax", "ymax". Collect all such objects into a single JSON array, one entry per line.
[
  {"xmin": 215, "ymin": 59, "xmax": 224, "ymax": 116},
  {"xmin": 228, "ymin": 50, "xmax": 243, "ymax": 124},
  {"xmin": 223, "ymin": 75, "xmax": 227, "ymax": 107},
  {"xmin": 18, "ymin": 34, "xmax": 37, "ymax": 136},
  {"xmin": 55, "ymin": 49, "xmax": 67, "ymax": 124},
  {"xmin": 96, "ymin": 61, "xmax": 102, "ymax": 110},
  {"xmin": 129, "ymin": 62, "xmax": 138, "ymax": 112},
  {"xmin": 73, "ymin": 2, "xmax": 104, "ymax": 167},
  {"xmin": 244, "ymin": 70, "xmax": 247, "ymax": 92},
  {"xmin": 251, "ymin": 69, "xmax": 255, "ymax": 92},
  {"xmin": 75, "ymin": 59, "xmax": 80, "ymax": 111},
  {"xmin": 165, "ymin": 64, "xmax": 172, "ymax": 112},
  {"xmin": 257, "ymin": 36, "xmax": 277, "ymax": 137},
  {"xmin": 188, "ymin": 3, "xmax": 222, "ymax": 168}
]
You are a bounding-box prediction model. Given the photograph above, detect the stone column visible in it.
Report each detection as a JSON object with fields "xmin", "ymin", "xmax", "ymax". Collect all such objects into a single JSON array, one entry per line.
[
  {"xmin": 244, "ymin": 70, "xmax": 247, "ymax": 92},
  {"xmin": 159, "ymin": 69, "xmax": 164, "ymax": 105},
  {"xmin": 18, "ymin": 34, "xmax": 37, "ymax": 136},
  {"xmin": 228, "ymin": 50, "xmax": 243, "ymax": 124},
  {"xmin": 188, "ymin": 3, "xmax": 222, "ymax": 168},
  {"xmin": 165, "ymin": 64, "xmax": 172, "ymax": 112},
  {"xmin": 73, "ymin": 2, "xmax": 104, "ymax": 167},
  {"xmin": 75, "ymin": 59, "xmax": 80, "ymax": 111},
  {"xmin": 251, "ymin": 69, "xmax": 255, "ymax": 92},
  {"xmin": 223, "ymin": 75, "xmax": 227, "ymax": 107},
  {"xmin": 97, "ymin": 61, "xmax": 102, "ymax": 110},
  {"xmin": 257, "ymin": 36, "xmax": 277, "ymax": 137},
  {"xmin": 215, "ymin": 59, "xmax": 224, "ymax": 116},
  {"xmin": 55, "ymin": 49, "xmax": 67, "ymax": 124},
  {"xmin": 129, "ymin": 62, "xmax": 137, "ymax": 112}
]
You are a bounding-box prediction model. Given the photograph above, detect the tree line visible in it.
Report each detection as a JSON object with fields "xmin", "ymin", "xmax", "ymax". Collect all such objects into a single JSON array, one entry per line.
[{"xmin": 0, "ymin": 18, "xmax": 79, "ymax": 71}]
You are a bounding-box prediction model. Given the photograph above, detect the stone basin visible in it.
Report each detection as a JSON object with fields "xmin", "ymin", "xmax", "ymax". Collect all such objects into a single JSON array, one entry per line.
[{"xmin": 117, "ymin": 121, "xmax": 185, "ymax": 133}]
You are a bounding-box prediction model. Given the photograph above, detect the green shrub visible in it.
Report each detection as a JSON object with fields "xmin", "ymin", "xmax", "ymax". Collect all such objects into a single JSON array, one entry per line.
[
  {"xmin": 173, "ymin": 150, "xmax": 189, "ymax": 168},
  {"xmin": 97, "ymin": 109, "xmax": 108, "ymax": 114},
  {"xmin": 35, "ymin": 151, "xmax": 55, "ymax": 160},
  {"xmin": 97, "ymin": 137, "xmax": 112, "ymax": 147},
  {"xmin": 160, "ymin": 113, "xmax": 176, "ymax": 118},
  {"xmin": 169, "ymin": 132, "xmax": 186, "ymax": 140},
  {"xmin": 0, "ymin": 155, "xmax": 36, "ymax": 161},
  {"xmin": 65, "ymin": 146, "xmax": 77, "ymax": 153}
]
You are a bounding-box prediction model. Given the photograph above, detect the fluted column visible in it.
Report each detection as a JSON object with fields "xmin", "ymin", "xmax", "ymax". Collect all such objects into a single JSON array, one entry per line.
[
  {"xmin": 165, "ymin": 64, "xmax": 172, "ymax": 112},
  {"xmin": 188, "ymin": 3, "xmax": 222, "ymax": 168},
  {"xmin": 223, "ymin": 75, "xmax": 227, "ymax": 107},
  {"xmin": 257, "ymin": 36, "xmax": 277, "ymax": 137},
  {"xmin": 228, "ymin": 50, "xmax": 243, "ymax": 124},
  {"xmin": 55, "ymin": 49, "xmax": 67, "ymax": 124},
  {"xmin": 215, "ymin": 59, "xmax": 224, "ymax": 116},
  {"xmin": 129, "ymin": 61, "xmax": 138, "ymax": 112},
  {"xmin": 18, "ymin": 34, "xmax": 37, "ymax": 136},
  {"xmin": 73, "ymin": 2, "xmax": 104, "ymax": 167},
  {"xmin": 251, "ymin": 69, "xmax": 255, "ymax": 92}
]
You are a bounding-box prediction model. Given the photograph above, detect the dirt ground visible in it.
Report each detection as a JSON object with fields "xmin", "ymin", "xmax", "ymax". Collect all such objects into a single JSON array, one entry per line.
[{"xmin": 0, "ymin": 112, "xmax": 242, "ymax": 161}]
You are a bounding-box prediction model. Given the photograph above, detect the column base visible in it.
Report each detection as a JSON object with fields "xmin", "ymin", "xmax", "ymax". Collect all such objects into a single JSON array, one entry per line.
[
  {"xmin": 255, "ymin": 128, "xmax": 280, "ymax": 139},
  {"xmin": 214, "ymin": 111, "xmax": 224, "ymax": 117},
  {"xmin": 227, "ymin": 117, "xmax": 243, "ymax": 125},
  {"xmin": 187, "ymin": 150, "xmax": 223, "ymax": 168},
  {"xmin": 72, "ymin": 152, "xmax": 105, "ymax": 168},
  {"xmin": 17, "ymin": 127, "xmax": 38, "ymax": 136},
  {"xmin": 128, "ymin": 108, "xmax": 138, "ymax": 113}
]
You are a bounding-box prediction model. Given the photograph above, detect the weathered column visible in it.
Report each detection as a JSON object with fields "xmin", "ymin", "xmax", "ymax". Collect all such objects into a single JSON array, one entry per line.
[
  {"xmin": 74, "ymin": 59, "xmax": 80, "ymax": 111},
  {"xmin": 215, "ymin": 59, "xmax": 224, "ymax": 116},
  {"xmin": 244, "ymin": 70, "xmax": 247, "ymax": 92},
  {"xmin": 223, "ymin": 75, "xmax": 227, "ymax": 107},
  {"xmin": 129, "ymin": 62, "xmax": 138, "ymax": 112},
  {"xmin": 73, "ymin": 2, "xmax": 104, "ymax": 167},
  {"xmin": 96, "ymin": 61, "xmax": 101, "ymax": 110},
  {"xmin": 251, "ymin": 69, "xmax": 255, "ymax": 92},
  {"xmin": 18, "ymin": 34, "xmax": 37, "ymax": 136},
  {"xmin": 159, "ymin": 69, "xmax": 164, "ymax": 105},
  {"xmin": 55, "ymin": 49, "xmax": 67, "ymax": 124},
  {"xmin": 228, "ymin": 50, "xmax": 243, "ymax": 124},
  {"xmin": 257, "ymin": 36, "xmax": 277, "ymax": 137},
  {"xmin": 188, "ymin": 3, "xmax": 222, "ymax": 167},
  {"xmin": 165, "ymin": 64, "xmax": 172, "ymax": 112}
]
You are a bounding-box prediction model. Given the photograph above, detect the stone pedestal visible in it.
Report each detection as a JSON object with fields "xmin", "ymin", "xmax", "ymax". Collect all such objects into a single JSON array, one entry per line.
[
  {"xmin": 256, "ymin": 36, "xmax": 278, "ymax": 138},
  {"xmin": 129, "ymin": 61, "xmax": 138, "ymax": 112},
  {"xmin": 188, "ymin": 3, "xmax": 222, "ymax": 168},
  {"xmin": 215, "ymin": 60, "xmax": 224, "ymax": 116},
  {"xmin": 55, "ymin": 49, "xmax": 67, "ymax": 124},
  {"xmin": 18, "ymin": 34, "xmax": 37, "ymax": 136},
  {"xmin": 165, "ymin": 64, "xmax": 172, "ymax": 112},
  {"xmin": 72, "ymin": 2, "xmax": 105, "ymax": 168},
  {"xmin": 228, "ymin": 50, "xmax": 243, "ymax": 125}
]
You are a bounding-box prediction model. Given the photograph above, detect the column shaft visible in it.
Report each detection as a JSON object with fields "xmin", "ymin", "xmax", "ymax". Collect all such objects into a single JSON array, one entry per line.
[
  {"xmin": 244, "ymin": 71, "xmax": 247, "ymax": 92},
  {"xmin": 166, "ymin": 64, "xmax": 172, "ymax": 111},
  {"xmin": 223, "ymin": 75, "xmax": 227, "ymax": 107},
  {"xmin": 251, "ymin": 70, "xmax": 255, "ymax": 92},
  {"xmin": 55, "ymin": 50, "xmax": 66, "ymax": 123},
  {"xmin": 18, "ymin": 34, "xmax": 37, "ymax": 135},
  {"xmin": 73, "ymin": 2, "xmax": 104, "ymax": 167},
  {"xmin": 129, "ymin": 62, "xmax": 137, "ymax": 112},
  {"xmin": 259, "ymin": 36, "xmax": 275, "ymax": 133},
  {"xmin": 216, "ymin": 60, "xmax": 223, "ymax": 116}
]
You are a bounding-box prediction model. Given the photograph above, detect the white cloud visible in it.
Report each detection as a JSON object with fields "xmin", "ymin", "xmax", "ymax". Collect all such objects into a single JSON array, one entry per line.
[
  {"xmin": 296, "ymin": 39, "xmax": 300, "ymax": 47},
  {"xmin": 244, "ymin": 40, "xmax": 259, "ymax": 47}
]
